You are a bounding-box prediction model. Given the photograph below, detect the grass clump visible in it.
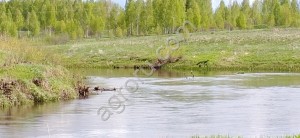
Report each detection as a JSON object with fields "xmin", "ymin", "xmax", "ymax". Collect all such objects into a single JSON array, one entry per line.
[{"xmin": 0, "ymin": 37, "xmax": 80, "ymax": 108}]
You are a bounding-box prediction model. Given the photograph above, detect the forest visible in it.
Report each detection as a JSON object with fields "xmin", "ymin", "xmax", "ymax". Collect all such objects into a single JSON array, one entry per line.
[{"xmin": 0, "ymin": 0, "xmax": 300, "ymax": 39}]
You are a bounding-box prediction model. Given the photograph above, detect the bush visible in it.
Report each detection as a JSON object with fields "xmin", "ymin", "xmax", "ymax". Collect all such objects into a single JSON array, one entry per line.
[{"xmin": 115, "ymin": 27, "xmax": 123, "ymax": 37}]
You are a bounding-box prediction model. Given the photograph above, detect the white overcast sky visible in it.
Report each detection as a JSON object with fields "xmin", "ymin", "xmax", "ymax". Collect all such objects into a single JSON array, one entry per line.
[{"xmin": 112, "ymin": 0, "xmax": 255, "ymax": 10}]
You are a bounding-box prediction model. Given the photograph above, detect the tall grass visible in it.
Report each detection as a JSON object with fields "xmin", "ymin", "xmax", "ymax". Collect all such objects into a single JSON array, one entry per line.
[
  {"xmin": 0, "ymin": 37, "xmax": 65, "ymax": 66},
  {"xmin": 0, "ymin": 37, "xmax": 80, "ymax": 108}
]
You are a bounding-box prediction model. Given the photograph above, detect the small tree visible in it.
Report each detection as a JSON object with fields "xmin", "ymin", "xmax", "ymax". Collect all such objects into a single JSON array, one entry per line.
[
  {"xmin": 115, "ymin": 26, "xmax": 123, "ymax": 37},
  {"xmin": 215, "ymin": 0, "xmax": 226, "ymax": 29},
  {"xmin": 91, "ymin": 16, "xmax": 105, "ymax": 37},
  {"xmin": 46, "ymin": 5, "xmax": 56, "ymax": 36},
  {"xmin": 187, "ymin": 0, "xmax": 201, "ymax": 29},
  {"xmin": 14, "ymin": 9, "xmax": 24, "ymax": 37},
  {"xmin": 55, "ymin": 20, "xmax": 67, "ymax": 34},
  {"xmin": 29, "ymin": 10, "xmax": 40, "ymax": 36},
  {"xmin": 0, "ymin": 12, "xmax": 9, "ymax": 36},
  {"xmin": 237, "ymin": 12, "xmax": 247, "ymax": 29}
]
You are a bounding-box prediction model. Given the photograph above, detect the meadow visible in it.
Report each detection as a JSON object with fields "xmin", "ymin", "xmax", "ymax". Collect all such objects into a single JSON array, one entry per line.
[{"xmin": 47, "ymin": 28, "xmax": 300, "ymax": 72}]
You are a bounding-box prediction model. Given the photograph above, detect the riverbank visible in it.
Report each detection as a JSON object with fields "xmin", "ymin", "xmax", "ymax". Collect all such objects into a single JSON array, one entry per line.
[
  {"xmin": 0, "ymin": 38, "xmax": 80, "ymax": 108},
  {"xmin": 46, "ymin": 29, "xmax": 300, "ymax": 72},
  {"xmin": 1, "ymin": 28, "xmax": 300, "ymax": 107}
]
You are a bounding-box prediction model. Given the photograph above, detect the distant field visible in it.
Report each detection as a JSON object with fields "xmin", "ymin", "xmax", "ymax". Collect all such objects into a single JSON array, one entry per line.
[{"xmin": 45, "ymin": 29, "xmax": 300, "ymax": 72}]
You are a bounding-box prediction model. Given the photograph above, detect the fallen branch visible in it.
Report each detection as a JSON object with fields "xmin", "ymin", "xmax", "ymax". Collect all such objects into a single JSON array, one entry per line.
[
  {"xmin": 78, "ymin": 85, "xmax": 89, "ymax": 98},
  {"xmin": 93, "ymin": 86, "xmax": 116, "ymax": 92},
  {"xmin": 196, "ymin": 60, "xmax": 209, "ymax": 68},
  {"xmin": 133, "ymin": 56, "xmax": 182, "ymax": 70}
]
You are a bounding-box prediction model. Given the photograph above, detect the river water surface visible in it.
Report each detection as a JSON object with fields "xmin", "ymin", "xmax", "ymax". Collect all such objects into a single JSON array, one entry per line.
[{"xmin": 1, "ymin": 69, "xmax": 300, "ymax": 137}]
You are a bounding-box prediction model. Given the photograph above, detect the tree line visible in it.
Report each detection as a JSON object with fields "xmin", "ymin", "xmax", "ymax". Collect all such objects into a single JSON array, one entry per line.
[{"xmin": 0, "ymin": 0, "xmax": 300, "ymax": 39}]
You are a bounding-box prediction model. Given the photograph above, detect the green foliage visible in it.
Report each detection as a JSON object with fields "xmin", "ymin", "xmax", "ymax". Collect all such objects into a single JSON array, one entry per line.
[
  {"xmin": 274, "ymin": 1, "xmax": 281, "ymax": 26},
  {"xmin": 46, "ymin": 5, "xmax": 56, "ymax": 35},
  {"xmin": 230, "ymin": 1, "xmax": 240, "ymax": 28},
  {"xmin": 115, "ymin": 26, "xmax": 123, "ymax": 37},
  {"xmin": 215, "ymin": 0, "xmax": 226, "ymax": 29},
  {"xmin": 0, "ymin": 0, "xmax": 300, "ymax": 37},
  {"xmin": 125, "ymin": 0, "xmax": 136, "ymax": 36},
  {"xmin": 198, "ymin": 0, "xmax": 214, "ymax": 29},
  {"xmin": 14, "ymin": 9, "xmax": 24, "ymax": 31},
  {"xmin": 0, "ymin": 12, "xmax": 10, "ymax": 35},
  {"xmin": 251, "ymin": 0, "xmax": 262, "ymax": 27},
  {"xmin": 91, "ymin": 16, "xmax": 105, "ymax": 36},
  {"xmin": 237, "ymin": 13, "xmax": 247, "ymax": 29},
  {"xmin": 29, "ymin": 10, "xmax": 40, "ymax": 36},
  {"xmin": 187, "ymin": 0, "xmax": 201, "ymax": 29},
  {"xmin": 140, "ymin": 0, "xmax": 155, "ymax": 35},
  {"xmin": 55, "ymin": 20, "xmax": 67, "ymax": 34}
]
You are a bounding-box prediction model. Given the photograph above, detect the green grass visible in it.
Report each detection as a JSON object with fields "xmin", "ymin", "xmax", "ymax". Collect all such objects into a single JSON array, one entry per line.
[
  {"xmin": 0, "ymin": 63, "xmax": 79, "ymax": 108},
  {"xmin": 44, "ymin": 29, "xmax": 300, "ymax": 72},
  {"xmin": 0, "ymin": 38, "xmax": 80, "ymax": 108}
]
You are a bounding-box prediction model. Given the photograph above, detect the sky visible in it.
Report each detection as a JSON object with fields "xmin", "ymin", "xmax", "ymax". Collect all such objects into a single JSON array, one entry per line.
[{"xmin": 111, "ymin": 0, "xmax": 255, "ymax": 10}]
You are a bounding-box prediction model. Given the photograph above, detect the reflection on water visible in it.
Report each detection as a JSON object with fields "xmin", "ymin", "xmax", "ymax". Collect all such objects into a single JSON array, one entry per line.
[{"xmin": 1, "ymin": 69, "xmax": 300, "ymax": 137}]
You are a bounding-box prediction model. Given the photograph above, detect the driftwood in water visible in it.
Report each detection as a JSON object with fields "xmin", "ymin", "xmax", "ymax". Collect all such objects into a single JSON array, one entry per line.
[
  {"xmin": 78, "ymin": 85, "xmax": 90, "ymax": 98},
  {"xmin": 93, "ymin": 86, "xmax": 116, "ymax": 92},
  {"xmin": 78, "ymin": 85, "xmax": 117, "ymax": 98}
]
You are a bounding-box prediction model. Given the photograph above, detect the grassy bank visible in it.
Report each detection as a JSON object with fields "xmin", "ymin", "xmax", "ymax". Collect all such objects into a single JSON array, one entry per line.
[
  {"xmin": 0, "ymin": 38, "xmax": 80, "ymax": 108},
  {"xmin": 46, "ymin": 29, "xmax": 300, "ymax": 72},
  {"xmin": 1, "ymin": 28, "xmax": 300, "ymax": 107}
]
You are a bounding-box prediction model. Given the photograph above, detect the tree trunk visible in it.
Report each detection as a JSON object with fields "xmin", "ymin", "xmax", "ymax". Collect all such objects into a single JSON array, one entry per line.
[
  {"xmin": 136, "ymin": 17, "xmax": 139, "ymax": 36},
  {"xmin": 49, "ymin": 26, "xmax": 52, "ymax": 37},
  {"xmin": 130, "ymin": 23, "xmax": 133, "ymax": 36},
  {"xmin": 86, "ymin": 28, "xmax": 89, "ymax": 38}
]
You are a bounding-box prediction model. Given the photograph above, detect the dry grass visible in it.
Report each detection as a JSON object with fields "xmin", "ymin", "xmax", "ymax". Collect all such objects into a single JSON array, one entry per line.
[
  {"xmin": 0, "ymin": 37, "xmax": 79, "ymax": 108},
  {"xmin": 0, "ymin": 37, "xmax": 65, "ymax": 66}
]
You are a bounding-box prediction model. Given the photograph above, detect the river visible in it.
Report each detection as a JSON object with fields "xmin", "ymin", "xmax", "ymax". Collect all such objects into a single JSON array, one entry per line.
[{"xmin": 1, "ymin": 69, "xmax": 300, "ymax": 137}]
